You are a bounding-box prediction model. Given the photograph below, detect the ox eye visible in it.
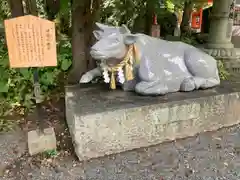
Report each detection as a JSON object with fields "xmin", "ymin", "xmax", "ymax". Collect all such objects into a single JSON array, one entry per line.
[{"xmin": 111, "ymin": 39, "xmax": 119, "ymax": 44}]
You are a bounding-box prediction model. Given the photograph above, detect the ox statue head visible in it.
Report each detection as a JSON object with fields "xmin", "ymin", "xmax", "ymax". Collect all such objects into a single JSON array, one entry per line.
[{"xmin": 90, "ymin": 23, "xmax": 138, "ymax": 61}]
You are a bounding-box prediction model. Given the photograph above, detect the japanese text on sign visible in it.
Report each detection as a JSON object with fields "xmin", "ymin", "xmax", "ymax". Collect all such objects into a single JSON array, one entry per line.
[{"xmin": 4, "ymin": 15, "xmax": 57, "ymax": 68}]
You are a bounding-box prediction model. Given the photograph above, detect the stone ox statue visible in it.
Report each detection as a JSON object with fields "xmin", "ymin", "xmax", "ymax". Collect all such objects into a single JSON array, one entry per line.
[{"xmin": 80, "ymin": 23, "xmax": 220, "ymax": 95}]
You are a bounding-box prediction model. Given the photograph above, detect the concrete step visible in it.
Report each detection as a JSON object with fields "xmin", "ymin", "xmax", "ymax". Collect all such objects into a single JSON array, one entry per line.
[{"xmin": 65, "ymin": 82, "xmax": 240, "ymax": 161}]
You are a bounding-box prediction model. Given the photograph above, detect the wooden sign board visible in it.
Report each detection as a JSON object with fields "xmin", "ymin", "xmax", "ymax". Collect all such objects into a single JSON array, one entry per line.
[{"xmin": 4, "ymin": 15, "xmax": 57, "ymax": 68}]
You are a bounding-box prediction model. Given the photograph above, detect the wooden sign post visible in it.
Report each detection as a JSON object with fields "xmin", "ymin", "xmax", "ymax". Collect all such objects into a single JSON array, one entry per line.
[{"xmin": 4, "ymin": 15, "xmax": 57, "ymax": 133}]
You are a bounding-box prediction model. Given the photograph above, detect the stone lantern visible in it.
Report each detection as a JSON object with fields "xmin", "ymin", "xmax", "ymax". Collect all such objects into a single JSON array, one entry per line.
[
  {"xmin": 205, "ymin": 0, "xmax": 236, "ymax": 58},
  {"xmin": 205, "ymin": 0, "xmax": 240, "ymax": 80}
]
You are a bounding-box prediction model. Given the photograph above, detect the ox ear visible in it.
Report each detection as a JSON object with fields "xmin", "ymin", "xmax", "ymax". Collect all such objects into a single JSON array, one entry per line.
[
  {"xmin": 93, "ymin": 30, "xmax": 103, "ymax": 40},
  {"xmin": 95, "ymin": 22, "xmax": 116, "ymax": 31},
  {"xmin": 119, "ymin": 24, "xmax": 131, "ymax": 34},
  {"xmin": 123, "ymin": 34, "xmax": 138, "ymax": 45}
]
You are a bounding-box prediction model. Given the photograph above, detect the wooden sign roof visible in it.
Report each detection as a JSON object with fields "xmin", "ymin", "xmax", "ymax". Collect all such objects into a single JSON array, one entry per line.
[{"xmin": 4, "ymin": 15, "xmax": 57, "ymax": 68}]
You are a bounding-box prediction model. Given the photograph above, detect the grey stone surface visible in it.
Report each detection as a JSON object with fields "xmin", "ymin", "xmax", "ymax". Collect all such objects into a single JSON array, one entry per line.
[
  {"xmin": 65, "ymin": 81, "xmax": 240, "ymax": 161},
  {"xmin": 28, "ymin": 128, "xmax": 57, "ymax": 156},
  {"xmin": 232, "ymin": 36, "xmax": 240, "ymax": 48},
  {"xmin": 236, "ymin": 48, "xmax": 240, "ymax": 57}
]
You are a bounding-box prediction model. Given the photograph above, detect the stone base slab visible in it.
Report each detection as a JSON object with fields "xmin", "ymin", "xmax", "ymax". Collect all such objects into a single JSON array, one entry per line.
[
  {"xmin": 28, "ymin": 128, "xmax": 57, "ymax": 156},
  {"xmin": 65, "ymin": 82, "xmax": 240, "ymax": 161}
]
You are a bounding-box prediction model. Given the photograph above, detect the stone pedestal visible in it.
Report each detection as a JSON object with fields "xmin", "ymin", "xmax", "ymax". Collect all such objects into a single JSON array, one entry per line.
[
  {"xmin": 65, "ymin": 82, "xmax": 240, "ymax": 161},
  {"xmin": 204, "ymin": 0, "xmax": 236, "ymax": 59}
]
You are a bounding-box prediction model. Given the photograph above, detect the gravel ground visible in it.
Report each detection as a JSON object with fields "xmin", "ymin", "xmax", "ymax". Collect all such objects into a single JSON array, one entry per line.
[
  {"xmin": 0, "ymin": 130, "xmax": 26, "ymax": 177},
  {"xmin": 1, "ymin": 125, "xmax": 240, "ymax": 180},
  {"xmin": 1, "ymin": 98, "xmax": 240, "ymax": 180}
]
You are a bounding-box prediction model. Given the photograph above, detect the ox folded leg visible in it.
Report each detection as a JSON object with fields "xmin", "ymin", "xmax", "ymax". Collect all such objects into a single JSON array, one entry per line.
[
  {"xmin": 135, "ymin": 81, "xmax": 169, "ymax": 95},
  {"xmin": 193, "ymin": 77, "xmax": 220, "ymax": 89},
  {"xmin": 180, "ymin": 77, "xmax": 196, "ymax": 92},
  {"xmin": 135, "ymin": 78, "xmax": 184, "ymax": 95},
  {"xmin": 181, "ymin": 76, "xmax": 220, "ymax": 91},
  {"xmin": 183, "ymin": 48, "xmax": 220, "ymax": 89}
]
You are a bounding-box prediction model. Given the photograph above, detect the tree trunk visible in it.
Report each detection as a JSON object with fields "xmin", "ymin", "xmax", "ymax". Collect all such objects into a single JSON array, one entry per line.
[
  {"xmin": 68, "ymin": 0, "xmax": 101, "ymax": 84},
  {"xmin": 68, "ymin": 1, "xmax": 88, "ymax": 84},
  {"xmin": 145, "ymin": 0, "xmax": 154, "ymax": 35},
  {"xmin": 8, "ymin": 0, "xmax": 24, "ymax": 18},
  {"xmin": 180, "ymin": 0, "xmax": 193, "ymax": 35},
  {"xmin": 85, "ymin": 0, "xmax": 101, "ymax": 70},
  {"xmin": 25, "ymin": 0, "xmax": 38, "ymax": 16}
]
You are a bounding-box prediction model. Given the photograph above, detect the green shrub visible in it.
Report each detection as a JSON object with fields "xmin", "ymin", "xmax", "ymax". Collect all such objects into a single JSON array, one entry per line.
[{"xmin": 0, "ymin": 38, "xmax": 72, "ymax": 117}]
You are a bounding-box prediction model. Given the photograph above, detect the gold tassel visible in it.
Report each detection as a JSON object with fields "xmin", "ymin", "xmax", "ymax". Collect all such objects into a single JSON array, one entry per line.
[
  {"xmin": 133, "ymin": 44, "xmax": 140, "ymax": 64},
  {"xmin": 110, "ymin": 71, "xmax": 116, "ymax": 89},
  {"xmin": 125, "ymin": 63, "xmax": 134, "ymax": 81}
]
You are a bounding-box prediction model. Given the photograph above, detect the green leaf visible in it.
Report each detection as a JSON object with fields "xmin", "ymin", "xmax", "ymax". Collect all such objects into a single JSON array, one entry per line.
[
  {"xmin": 40, "ymin": 71, "xmax": 55, "ymax": 85},
  {"xmin": 0, "ymin": 55, "xmax": 9, "ymax": 67},
  {"xmin": 19, "ymin": 68, "xmax": 33, "ymax": 80},
  {"xmin": 61, "ymin": 59, "xmax": 72, "ymax": 71},
  {"xmin": 59, "ymin": 0, "xmax": 70, "ymax": 15},
  {"xmin": 22, "ymin": 93, "xmax": 34, "ymax": 109},
  {"xmin": 0, "ymin": 81, "xmax": 9, "ymax": 92},
  {"xmin": 0, "ymin": 67, "xmax": 9, "ymax": 80}
]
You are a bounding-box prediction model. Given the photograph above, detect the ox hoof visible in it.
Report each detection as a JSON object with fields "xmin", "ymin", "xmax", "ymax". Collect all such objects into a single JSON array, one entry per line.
[
  {"xmin": 79, "ymin": 73, "xmax": 93, "ymax": 84},
  {"xmin": 180, "ymin": 77, "xmax": 195, "ymax": 92}
]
